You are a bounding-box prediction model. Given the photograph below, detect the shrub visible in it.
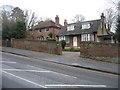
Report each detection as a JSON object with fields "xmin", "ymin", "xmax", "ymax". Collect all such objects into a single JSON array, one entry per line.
[
  {"xmin": 48, "ymin": 33, "xmax": 53, "ymax": 38},
  {"xmin": 47, "ymin": 38, "xmax": 56, "ymax": 41},
  {"xmin": 61, "ymin": 40, "xmax": 66, "ymax": 49}
]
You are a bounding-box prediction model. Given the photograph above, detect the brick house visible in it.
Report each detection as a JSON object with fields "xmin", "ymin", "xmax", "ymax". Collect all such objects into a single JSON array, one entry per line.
[
  {"xmin": 27, "ymin": 15, "xmax": 62, "ymax": 40},
  {"xmin": 58, "ymin": 13, "xmax": 114, "ymax": 48}
]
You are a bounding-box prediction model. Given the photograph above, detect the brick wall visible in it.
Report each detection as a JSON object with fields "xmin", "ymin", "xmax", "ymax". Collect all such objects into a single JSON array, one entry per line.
[
  {"xmin": 12, "ymin": 39, "xmax": 62, "ymax": 55},
  {"xmin": 80, "ymin": 42, "xmax": 119, "ymax": 57},
  {"xmin": 2, "ymin": 40, "xmax": 7, "ymax": 47}
]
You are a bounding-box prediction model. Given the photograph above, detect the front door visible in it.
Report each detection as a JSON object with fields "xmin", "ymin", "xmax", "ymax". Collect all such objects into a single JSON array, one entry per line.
[
  {"xmin": 73, "ymin": 36, "xmax": 77, "ymax": 47},
  {"xmin": 7, "ymin": 40, "xmax": 11, "ymax": 47}
]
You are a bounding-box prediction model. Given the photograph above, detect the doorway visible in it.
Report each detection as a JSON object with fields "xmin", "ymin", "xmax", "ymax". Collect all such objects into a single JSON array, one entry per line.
[{"xmin": 73, "ymin": 36, "xmax": 77, "ymax": 47}]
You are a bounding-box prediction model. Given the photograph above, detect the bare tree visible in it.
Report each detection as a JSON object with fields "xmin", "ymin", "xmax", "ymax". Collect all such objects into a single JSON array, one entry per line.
[
  {"xmin": 72, "ymin": 14, "xmax": 85, "ymax": 23},
  {"xmin": 24, "ymin": 10, "xmax": 51, "ymax": 30},
  {"xmin": 104, "ymin": 0, "xmax": 120, "ymax": 32},
  {"xmin": 118, "ymin": 1, "xmax": 120, "ymax": 15},
  {"xmin": 24, "ymin": 10, "xmax": 39, "ymax": 30},
  {"xmin": 1, "ymin": 5, "xmax": 14, "ymax": 21},
  {"xmin": 40, "ymin": 17, "xmax": 51, "ymax": 21},
  {"xmin": 104, "ymin": 8, "xmax": 116, "ymax": 31}
]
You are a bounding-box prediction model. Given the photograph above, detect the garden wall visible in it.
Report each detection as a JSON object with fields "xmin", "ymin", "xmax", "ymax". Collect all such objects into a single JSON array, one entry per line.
[
  {"xmin": 80, "ymin": 42, "xmax": 119, "ymax": 57},
  {"xmin": 12, "ymin": 39, "xmax": 62, "ymax": 55}
]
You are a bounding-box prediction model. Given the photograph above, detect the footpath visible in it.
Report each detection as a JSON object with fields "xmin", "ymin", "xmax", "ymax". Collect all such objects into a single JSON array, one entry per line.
[{"xmin": 1, "ymin": 47, "xmax": 119, "ymax": 75}]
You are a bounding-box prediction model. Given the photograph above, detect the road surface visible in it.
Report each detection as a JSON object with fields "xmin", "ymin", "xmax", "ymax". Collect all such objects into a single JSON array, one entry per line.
[{"xmin": 1, "ymin": 52, "xmax": 118, "ymax": 88}]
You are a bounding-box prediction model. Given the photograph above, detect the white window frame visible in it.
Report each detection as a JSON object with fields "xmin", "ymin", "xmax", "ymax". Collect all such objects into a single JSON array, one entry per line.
[
  {"xmin": 81, "ymin": 34, "xmax": 94, "ymax": 41},
  {"xmin": 59, "ymin": 36, "xmax": 65, "ymax": 41},
  {"xmin": 45, "ymin": 28, "xmax": 49, "ymax": 32},
  {"xmin": 82, "ymin": 23, "xmax": 90, "ymax": 29},
  {"xmin": 67, "ymin": 25, "xmax": 74, "ymax": 31},
  {"xmin": 59, "ymin": 36, "xmax": 69, "ymax": 43}
]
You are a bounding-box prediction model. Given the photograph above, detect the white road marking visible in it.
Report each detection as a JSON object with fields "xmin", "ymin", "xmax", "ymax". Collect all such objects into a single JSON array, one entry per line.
[
  {"xmin": 50, "ymin": 71, "xmax": 77, "ymax": 79},
  {"xmin": 45, "ymin": 84, "xmax": 107, "ymax": 88},
  {"xmin": 3, "ymin": 52, "xmax": 117, "ymax": 76},
  {"xmin": 27, "ymin": 65, "xmax": 77, "ymax": 79},
  {"xmin": 1, "ymin": 58, "xmax": 16, "ymax": 63},
  {"xmin": 27, "ymin": 65, "xmax": 48, "ymax": 71},
  {"xmin": 3, "ymin": 71, "xmax": 47, "ymax": 88},
  {"xmin": 0, "ymin": 61, "xmax": 16, "ymax": 63},
  {"xmin": 3, "ymin": 69, "xmax": 50, "ymax": 72}
]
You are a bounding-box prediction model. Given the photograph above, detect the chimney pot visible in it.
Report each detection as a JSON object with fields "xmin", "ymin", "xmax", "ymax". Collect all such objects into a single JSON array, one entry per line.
[
  {"xmin": 64, "ymin": 19, "xmax": 67, "ymax": 26},
  {"xmin": 101, "ymin": 13, "xmax": 105, "ymax": 19}
]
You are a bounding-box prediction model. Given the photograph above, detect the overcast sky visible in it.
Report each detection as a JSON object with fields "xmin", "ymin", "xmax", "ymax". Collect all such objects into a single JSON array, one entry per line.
[{"xmin": 0, "ymin": 0, "xmax": 116, "ymax": 25}]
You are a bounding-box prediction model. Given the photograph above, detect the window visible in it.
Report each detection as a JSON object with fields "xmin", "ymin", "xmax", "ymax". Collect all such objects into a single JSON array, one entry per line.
[
  {"xmin": 59, "ymin": 36, "xmax": 65, "ymax": 41},
  {"xmin": 82, "ymin": 23, "xmax": 90, "ymax": 29},
  {"xmin": 81, "ymin": 34, "xmax": 94, "ymax": 41},
  {"xmin": 67, "ymin": 25, "xmax": 74, "ymax": 31},
  {"xmin": 45, "ymin": 28, "xmax": 49, "ymax": 32},
  {"xmin": 59, "ymin": 36, "xmax": 69, "ymax": 43},
  {"xmin": 39, "ymin": 29, "xmax": 41, "ymax": 32}
]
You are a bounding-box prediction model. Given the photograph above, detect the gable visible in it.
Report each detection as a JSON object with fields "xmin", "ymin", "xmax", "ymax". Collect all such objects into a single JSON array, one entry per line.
[{"xmin": 97, "ymin": 21, "xmax": 108, "ymax": 36}]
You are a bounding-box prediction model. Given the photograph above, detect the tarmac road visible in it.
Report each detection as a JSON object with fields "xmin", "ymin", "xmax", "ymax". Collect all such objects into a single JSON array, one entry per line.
[{"xmin": 1, "ymin": 52, "xmax": 118, "ymax": 88}]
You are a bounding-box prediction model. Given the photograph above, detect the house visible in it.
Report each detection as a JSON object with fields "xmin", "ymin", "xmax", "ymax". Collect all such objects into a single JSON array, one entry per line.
[
  {"xmin": 58, "ymin": 13, "xmax": 114, "ymax": 48},
  {"xmin": 27, "ymin": 15, "xmax": 62, "ymax": 40}
]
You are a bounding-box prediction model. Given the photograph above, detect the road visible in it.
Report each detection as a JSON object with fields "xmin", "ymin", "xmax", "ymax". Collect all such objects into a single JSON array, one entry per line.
[{"xmin": 1, "ymin": 52, "xmax": 118, "ymax": 88}]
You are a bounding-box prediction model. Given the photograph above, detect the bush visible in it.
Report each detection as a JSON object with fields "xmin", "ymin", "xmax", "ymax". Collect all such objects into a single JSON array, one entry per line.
[
  {"xmin": 47, "ymin": 38, "xmax": 56, "ymax": 41},
  {"xmin": 48, "ymin": 33, "xmax": 53, "ymax": 38},
  {"xmin": 61, "ymin": 40, "xmax": 66, "ymax": 49}
]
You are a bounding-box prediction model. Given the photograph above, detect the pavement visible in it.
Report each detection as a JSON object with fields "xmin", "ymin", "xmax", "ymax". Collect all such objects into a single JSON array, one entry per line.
[{"xmin": 1, "ymin": 47, "xmax": 119, "ymax": 75}]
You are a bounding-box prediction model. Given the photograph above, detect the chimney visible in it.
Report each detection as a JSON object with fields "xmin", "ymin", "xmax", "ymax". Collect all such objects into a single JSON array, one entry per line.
[
  {"xmin": 64, "ymin": 19, "xmax": 67, "ymax": 26},
  {"xmin": 101, "ymin": 13, "xmax": 105, "ymax": 20},
  {"xmin": 101, "ymin": 13, "xmax": 105, "ymax": 34},
  {"xmin": 55, "ymin": 15, "xmax": 59, "ymax": 25}
]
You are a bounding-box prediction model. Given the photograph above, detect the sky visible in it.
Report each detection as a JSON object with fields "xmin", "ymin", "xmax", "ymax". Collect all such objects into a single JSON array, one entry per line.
[{"xmin": 0, "ymin": 0, "xmax": 116, "ymax": 25}]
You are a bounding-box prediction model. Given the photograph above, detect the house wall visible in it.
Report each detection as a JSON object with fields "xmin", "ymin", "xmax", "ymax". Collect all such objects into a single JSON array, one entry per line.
[
  {"xmin": 69, "ymin": 36, "xmax": 73, "ymax": 47},
  {"xmin": 66, "ymin": 35, "xmax": 81, "ymax": 48},
  {"xmin": 40, "ymin": 28, "xmax": 60, "ymax": 38},
  {"xmin": 80, "ymin": 42, "xmax": 119, "ymax": 57},
  {"xmin": 11, "ymin": 39, "xmax": 62, "ymax": 55},
  {"xmin": 94, "ymin": 33, "xmax": 98, "ymax": 42},
  {"xmin": 77, "ymin": 35, "xmax": 81, "ymax": 47},
  {"xmin": 66, "ymin": 36, "xmax": 73, "ymax": 47},
  {"xmin": 27, "ymin": 27, "xmax": 60, "ymax": 40}
]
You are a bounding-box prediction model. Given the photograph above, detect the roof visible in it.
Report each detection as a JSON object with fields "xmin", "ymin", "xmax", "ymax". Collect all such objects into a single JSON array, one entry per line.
[
  {"xmin": 58, "ymin": 19, "xmax": 101, "ymax": 36},
  {"xmin": 32, "ymin": 20, "xmax": 63, "ymax": 30}
]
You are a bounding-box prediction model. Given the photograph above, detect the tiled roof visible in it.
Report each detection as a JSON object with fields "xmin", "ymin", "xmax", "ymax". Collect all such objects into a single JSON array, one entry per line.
[
  {"xmin": 58, "ymin": 19, "xmax": 101, "ymax": 36},
  {"xmin": 33, "ymin": 20, "xmax": 62, "ymax": 30}
]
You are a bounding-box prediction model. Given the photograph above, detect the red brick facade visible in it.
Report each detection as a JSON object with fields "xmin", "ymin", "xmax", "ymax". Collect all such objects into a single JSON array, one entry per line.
[
  {"xmin": 65, "ymin": 35, "xmax": 81, "ymax": 47},
  {"xmin": 27, "ymin": 15, "xmax": 62, "ymax": 40}
]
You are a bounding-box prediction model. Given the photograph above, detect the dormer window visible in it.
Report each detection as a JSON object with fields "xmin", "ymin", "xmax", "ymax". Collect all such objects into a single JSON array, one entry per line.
[
  {"xmin": 67, "ymin": 25, "xmax": 74, "ymax": 31},
  {"xmin": 82, "ymin": 23, "xmax": 90, "ymax": 29}
]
